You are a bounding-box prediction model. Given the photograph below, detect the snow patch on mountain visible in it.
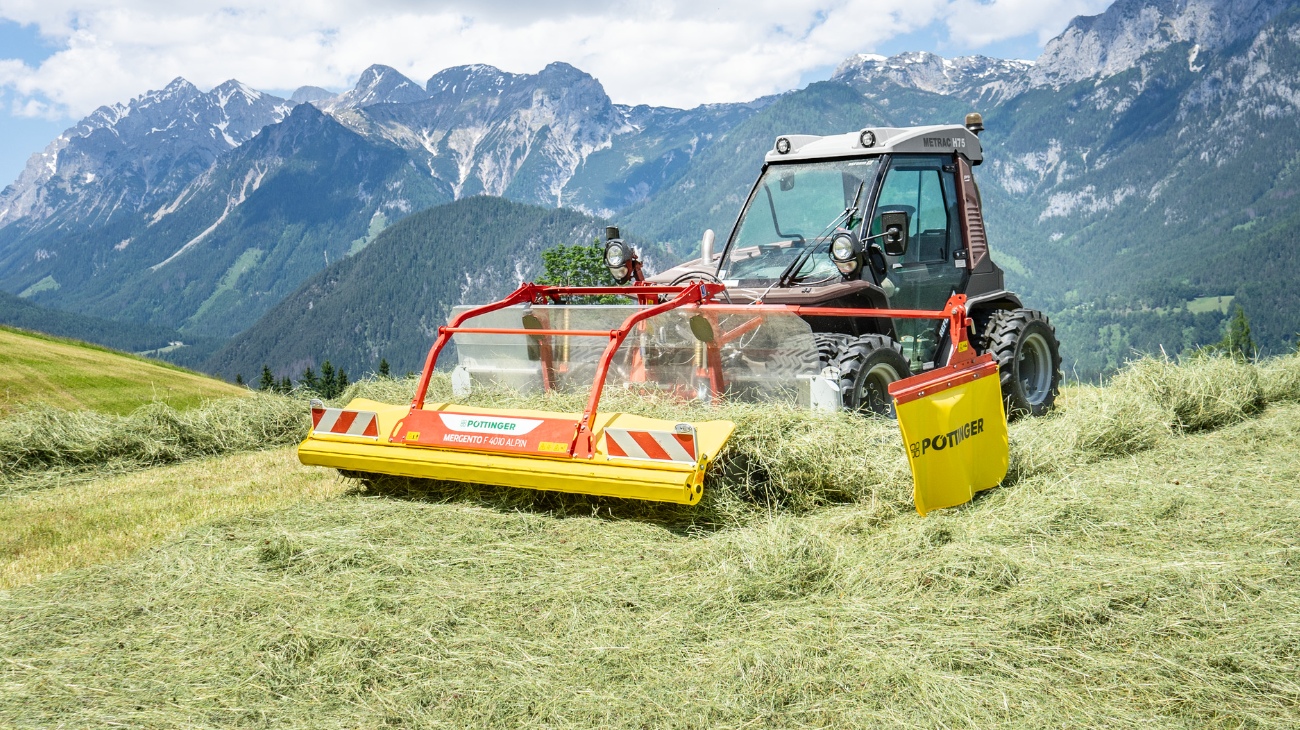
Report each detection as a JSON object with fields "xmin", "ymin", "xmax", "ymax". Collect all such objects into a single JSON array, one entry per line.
[
  {"xmin": 0, "ymin": 78, "xmax": 294, "ymax": 233},
  {"xmin": 832, "ymin": 51, "xmax": 1033, "ymax": 103}
]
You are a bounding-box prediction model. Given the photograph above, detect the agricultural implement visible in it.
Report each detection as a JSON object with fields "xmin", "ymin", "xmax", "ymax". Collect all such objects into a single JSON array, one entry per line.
[{"xmin": 300, "ymin": 113, "xmax": 1056, "ymax": 514}]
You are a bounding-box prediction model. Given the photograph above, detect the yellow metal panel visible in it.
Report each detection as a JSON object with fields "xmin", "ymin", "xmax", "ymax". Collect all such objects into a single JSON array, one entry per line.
[
  {"xmin": 895, "ymin": 374, "xmax": 1009, "ymax": 516},
  {"xmin": 298, "ymin": 400, "xmax": 736, "ymax": 505}
]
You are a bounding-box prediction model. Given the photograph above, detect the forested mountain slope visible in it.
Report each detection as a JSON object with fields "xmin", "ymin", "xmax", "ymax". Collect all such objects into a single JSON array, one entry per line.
[{"xmin": 204, "ymin": 197, "xmax": 612, "ymax": 379}]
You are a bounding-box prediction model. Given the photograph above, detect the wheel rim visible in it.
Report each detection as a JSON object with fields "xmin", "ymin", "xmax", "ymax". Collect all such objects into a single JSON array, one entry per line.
[
  {"xmin": 1017, "ymin": 332, "xmax": 1052, "ymax": 406},
  {"xmin": 861, "ymin": 362, "xmax": 901, "ymax": 416}
]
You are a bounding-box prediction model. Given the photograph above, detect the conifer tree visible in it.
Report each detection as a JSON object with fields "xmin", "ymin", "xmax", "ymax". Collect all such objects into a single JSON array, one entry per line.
[
  {"xmin": 336, "ymin": 367, "xmax": 349, "ymax": 394},
  {"xmin": 378, "ymin": 358, "xmax": 390, "ymax": 377},
  {"xmin": 301, "ymin": 366, "xmax": 319, "ymax": 392},
  {"xmin": 279, "ymin": 376, "xmax": 293, "ymax": 393},
  {"xmin": 259, "ymin": 365, "xmax": 275, "ymax": 391},
  {"xmin": 235, "ymin": 374, "xmax": 244, "ymax": 386},
  {"xmin": 319, "ymin": 361, "xmax": 336, "ymax": 397},
  {"xmin": 1216, "ymin": 305, "xmax": 1256, "ymax": 360}
]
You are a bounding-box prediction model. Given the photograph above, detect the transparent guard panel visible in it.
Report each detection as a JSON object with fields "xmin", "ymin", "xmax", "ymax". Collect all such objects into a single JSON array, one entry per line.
[{"xmin": 449, "ymin": 305, "xmax": 819, "ymax": 407}]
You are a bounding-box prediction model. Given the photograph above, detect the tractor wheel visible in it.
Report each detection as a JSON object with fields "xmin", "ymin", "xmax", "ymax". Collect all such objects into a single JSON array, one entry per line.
[
  {"xmin": 812, "ymin": 332, "xmax": 851, "ymax": 368},
  {"xmin": 834, "ymin": 335, "xmax": 911, "ymax": 417},
  {"xmin": 984, "ymin": 309, "xmax": 1062, "ymax": 419}
]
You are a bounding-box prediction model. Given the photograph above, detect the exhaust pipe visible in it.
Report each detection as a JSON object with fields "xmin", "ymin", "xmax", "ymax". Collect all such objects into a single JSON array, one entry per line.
[{"xmin": 700, "ymin": 229, "xmax": 715, "ymax": 264}]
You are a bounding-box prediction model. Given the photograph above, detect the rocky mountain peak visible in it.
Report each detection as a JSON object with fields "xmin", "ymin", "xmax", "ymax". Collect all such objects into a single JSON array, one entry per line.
[
  {"xmin": 426, "ymin": 64, "xmax": 519, "ymax": 97},
  {"xmin": 0, "ymin": 78, "xmax": 292, "ymax": 231},
  {"xmin": 1031, "ymin": 0, "xmax": 1293, "ymax": 86},
  {"xmin": 211, "ymin": 79, "xmax": 264, "ymax": 105},
  {"xmin": 290, "ymin": 86, "xmax": 334, "ymax": 104},
  {"xmin": 319, "ymin": 64, "xmax": 429, "ymax": 111},
  {"xmin": 832, "ymin": 51, "xmax": 1032, "ymax": 103}
]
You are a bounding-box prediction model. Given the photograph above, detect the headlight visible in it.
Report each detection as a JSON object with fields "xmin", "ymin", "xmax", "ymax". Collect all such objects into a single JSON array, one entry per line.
[
  {"xmin": 775, "ymin": 137, "xmax": 791, "ymax": 154},
  {"xmin": 830, "ymin": 233, "xmax": 859, "ymax": 262},
  {"xmin": 604, "ymin": 240, "xmax": 630, "ymax": 268},
  {"xmin": 859, "ymin": 129, "xmax": 876, "ymax": 148}
]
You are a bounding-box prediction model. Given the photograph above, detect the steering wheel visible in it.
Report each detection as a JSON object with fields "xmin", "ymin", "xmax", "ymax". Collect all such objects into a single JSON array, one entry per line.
[{"xmin": 670, "ymin": 270, "xmax": 732, "ymax": 303}]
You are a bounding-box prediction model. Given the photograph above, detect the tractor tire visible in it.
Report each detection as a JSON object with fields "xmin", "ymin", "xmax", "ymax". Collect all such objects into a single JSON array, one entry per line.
[
  {"xmin": 812, "ymin": 332, "xmax": 851, "ymax": 368},
  {"xmin": 984, "ymin": 309, "xmax": 1062, "ymax": 419},
  {"xmin": 834, "ymin": 334, "xmax": 911, "ymax": 417}
]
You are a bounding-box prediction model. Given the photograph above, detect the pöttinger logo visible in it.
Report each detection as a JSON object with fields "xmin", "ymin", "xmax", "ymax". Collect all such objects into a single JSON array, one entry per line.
[
  {"xmin": 439, "ymin": 414, "xmax": 544, "ymax": 435},
  {"xmin": 909, "ymin": 418, "xmax": 986, "ymax": 459}
]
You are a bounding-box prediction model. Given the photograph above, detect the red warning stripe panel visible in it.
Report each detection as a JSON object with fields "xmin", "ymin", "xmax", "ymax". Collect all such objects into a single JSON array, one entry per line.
[
  {"xmin": 604, "ymin": 428, "xmax": 697, "ymax": 464},
  {"xmin": 311, "ymin": 408, "xmax": 380, "ymax": 439}
]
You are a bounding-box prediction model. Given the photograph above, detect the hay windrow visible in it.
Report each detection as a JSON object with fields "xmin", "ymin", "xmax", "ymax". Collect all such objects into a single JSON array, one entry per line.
[
  {"xmin": 1111, "ymin": 354, "xmax": 1264, "ymax": 431},
  {"xmin": 0, "ymin": 393, "xmax": 308, "ymax": 492},
  {"xmin": 7, "ymin": 353, "xmax": 1300, "ymax": 517}
]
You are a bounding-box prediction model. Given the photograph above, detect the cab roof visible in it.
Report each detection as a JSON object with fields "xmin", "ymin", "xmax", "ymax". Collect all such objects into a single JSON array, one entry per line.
[{"xmin": 764, "ymin": 124, "xmax": 982, "ymax": 165}]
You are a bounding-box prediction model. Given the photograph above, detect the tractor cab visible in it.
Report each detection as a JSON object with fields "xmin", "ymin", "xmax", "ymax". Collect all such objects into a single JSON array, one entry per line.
[
  {"xmin": 718, "ymin": 123, "xmax": 986, "ymax": 307},
  {"xmin": 702, "ymin": 121, "xmax": 999, "ymax": 371}
]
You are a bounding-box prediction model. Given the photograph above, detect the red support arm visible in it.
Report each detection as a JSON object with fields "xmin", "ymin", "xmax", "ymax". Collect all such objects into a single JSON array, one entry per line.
[
  {"xmin": 412, "ymin": 283, "xmax": 542, "ymax": 409},
  {"xmin": 569, "ymin": 281, "xmax": 724, "ymax": 457}
]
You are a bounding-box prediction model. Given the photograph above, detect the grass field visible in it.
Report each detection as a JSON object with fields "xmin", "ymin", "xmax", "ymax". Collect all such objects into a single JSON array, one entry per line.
[
  {"xmin": 0, "ymin": 325, "xmax": 243, "ymax": 415},
  {"xmin": 1, "ymin": 355, "xmax": 1298, "ymax": 727}
]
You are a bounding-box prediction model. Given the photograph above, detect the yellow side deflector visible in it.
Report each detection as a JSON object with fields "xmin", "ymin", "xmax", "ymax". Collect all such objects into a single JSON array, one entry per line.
[
  {"xmin": 891, "ymin": 356, "xmax": 1009, "ymax": 516},
  {"xmin": 298, "ymin": 399, "xmax": 735, "ymax": 505}
]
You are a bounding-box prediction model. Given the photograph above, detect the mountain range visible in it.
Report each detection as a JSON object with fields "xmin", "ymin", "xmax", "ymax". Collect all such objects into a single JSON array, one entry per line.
[{"xmin": 0, "ymin": 0, "xmax": 1296, "ymax": 379}]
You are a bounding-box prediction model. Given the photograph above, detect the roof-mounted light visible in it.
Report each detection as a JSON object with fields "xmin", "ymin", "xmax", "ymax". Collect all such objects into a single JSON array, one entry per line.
[
  {"xmin": 859, "ymin": 129, "xmax": 876, "ymax": 148},
  {"xmin": 775, "ymin": 137, "xmax": 791, "ymax": 154}
]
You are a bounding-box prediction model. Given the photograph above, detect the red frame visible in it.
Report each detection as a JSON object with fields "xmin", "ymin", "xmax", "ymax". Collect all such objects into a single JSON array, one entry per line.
[{"xmin": 411, "ymin": 283, "xmax": 974, "ymax": 458}]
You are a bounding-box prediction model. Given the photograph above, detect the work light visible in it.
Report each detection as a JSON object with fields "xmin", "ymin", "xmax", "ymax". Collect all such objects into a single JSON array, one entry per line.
[
  {"xmin": 604, "ymin": 240, "xmax": 630, "ymax": 268},
  {"xmin": 830, "ymin": 232, "xmax": 859, "ymax": 262},
  {"xmin": 830, "ymin": 232, "xmax": 861, "ymax": 275}
]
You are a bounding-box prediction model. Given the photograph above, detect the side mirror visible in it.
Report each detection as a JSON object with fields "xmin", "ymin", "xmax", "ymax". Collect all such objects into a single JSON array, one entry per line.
[{"xmin": 880, "ymin": 211, "xmax": 909, "ymax": 257}]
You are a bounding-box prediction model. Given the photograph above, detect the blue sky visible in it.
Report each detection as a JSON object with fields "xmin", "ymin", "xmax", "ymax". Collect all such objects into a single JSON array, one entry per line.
[{"xmin": 0, "ymin": 1, "xmax": 1111, "ymax": 185}]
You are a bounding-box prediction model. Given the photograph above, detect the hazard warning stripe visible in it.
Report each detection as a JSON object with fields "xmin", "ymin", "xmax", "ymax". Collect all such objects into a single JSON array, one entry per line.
[
  {"xmin": 311, "ymin": 408, "xmax": 380, "ymax": 438},
  {"xmin": 604, "ymin": 428, "xmax": 696, "ymax": 464}
]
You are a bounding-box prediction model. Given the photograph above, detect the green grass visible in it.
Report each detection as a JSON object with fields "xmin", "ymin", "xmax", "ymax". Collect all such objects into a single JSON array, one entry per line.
[
  {"xmin": 18, "ymin": 274, "xmax": 59, "ymax": 298},
  {"xmin": 1188, "ymin": 295, "xmax": 1234, "ymax": 314},
  {"xmin": 0, "ymin": 448, "xmax": 346, "ymax": 588},
  {"xmin": 0, "ymin": 325, "xmax": 244, "ymax": 415},
  {"xmin": 1, "ymin": 353, "xmax": 1299, "ymax": 726}
]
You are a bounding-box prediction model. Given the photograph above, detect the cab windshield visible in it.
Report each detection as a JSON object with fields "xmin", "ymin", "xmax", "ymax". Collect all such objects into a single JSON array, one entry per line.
[{"xmin": 720, "ymin": 158, "xmax": 880, "ymax": 285}]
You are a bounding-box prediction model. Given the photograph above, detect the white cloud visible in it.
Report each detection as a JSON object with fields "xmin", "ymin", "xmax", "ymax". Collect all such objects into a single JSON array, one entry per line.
[
  {"xmin": 945, "ymin": 0, "xmax": 1112, "ymax": 48},
  {"xmin": 0, "ymin": 0, "xmax": 1106, "ymax": 119}
]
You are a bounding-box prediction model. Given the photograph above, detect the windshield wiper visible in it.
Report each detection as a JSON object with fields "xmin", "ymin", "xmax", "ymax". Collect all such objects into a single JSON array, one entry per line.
[{"xmin": 771, "ymin": 179, "xmax": 867, "ymax": 291}]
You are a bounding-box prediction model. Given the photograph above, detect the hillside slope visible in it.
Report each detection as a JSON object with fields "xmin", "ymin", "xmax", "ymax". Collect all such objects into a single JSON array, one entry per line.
[
  {"xmin": 0, "ymin": 326, "xmax": 243, "ymax": 415},
  {"xmin": 0, "ymin": 289, "xmax": 197, "ymax": 355}
]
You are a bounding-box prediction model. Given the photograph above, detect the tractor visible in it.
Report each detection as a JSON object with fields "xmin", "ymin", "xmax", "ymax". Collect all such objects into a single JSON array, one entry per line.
[{"xmin": 609, "ymin": 112, "xmax": 1062, "ymax": 418}]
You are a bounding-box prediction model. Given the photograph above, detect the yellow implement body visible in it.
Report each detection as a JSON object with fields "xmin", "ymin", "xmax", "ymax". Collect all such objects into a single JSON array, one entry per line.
[
  {"xmin": 890, "ymin": 352, "xmax": 1010, "ymax": 515},
  {"xmin": 299, "ymin": 398, "xmax": 735, "ymax": 505}
]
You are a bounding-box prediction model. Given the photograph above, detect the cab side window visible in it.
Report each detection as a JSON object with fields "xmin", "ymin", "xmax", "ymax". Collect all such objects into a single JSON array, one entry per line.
[{"xmin": 872, "ymin": 158, "xmax": 956, "ymax": 264}]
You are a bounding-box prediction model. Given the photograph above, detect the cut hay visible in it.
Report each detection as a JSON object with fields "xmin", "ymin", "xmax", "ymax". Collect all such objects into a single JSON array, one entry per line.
[
  {"xmin": 4, "ymin": 401, "xmax": 1299, "ymax": 727},
  {"xmin": 331, "ymin": 354, "xmax": 1300, "ymax": 523},
  {"xmin": 1112, "ymin": 354, "xmax": 1263, "ymax": 431},
  {"xmin": 0, "ymin": 393, "xmax": 308, "ymax": 491}
]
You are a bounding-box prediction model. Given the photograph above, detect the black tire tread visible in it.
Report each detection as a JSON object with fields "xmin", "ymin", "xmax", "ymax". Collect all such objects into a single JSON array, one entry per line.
[
  {"xmin": 812, "ymin": 332, "xmax": 852, "ymax": 368},
  {"xmin": 833, "ymin": 334, "xmax": 911, "ymax": 416},
  {"xmin": 984, "ymin": 308, "xmax": 1063, "ymax": 418}
]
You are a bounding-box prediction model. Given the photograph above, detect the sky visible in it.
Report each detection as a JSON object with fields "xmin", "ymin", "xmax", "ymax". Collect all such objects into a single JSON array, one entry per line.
[{"xmin": 0, "ymin": 0, "xmax": 1112, "ymax": 184}]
